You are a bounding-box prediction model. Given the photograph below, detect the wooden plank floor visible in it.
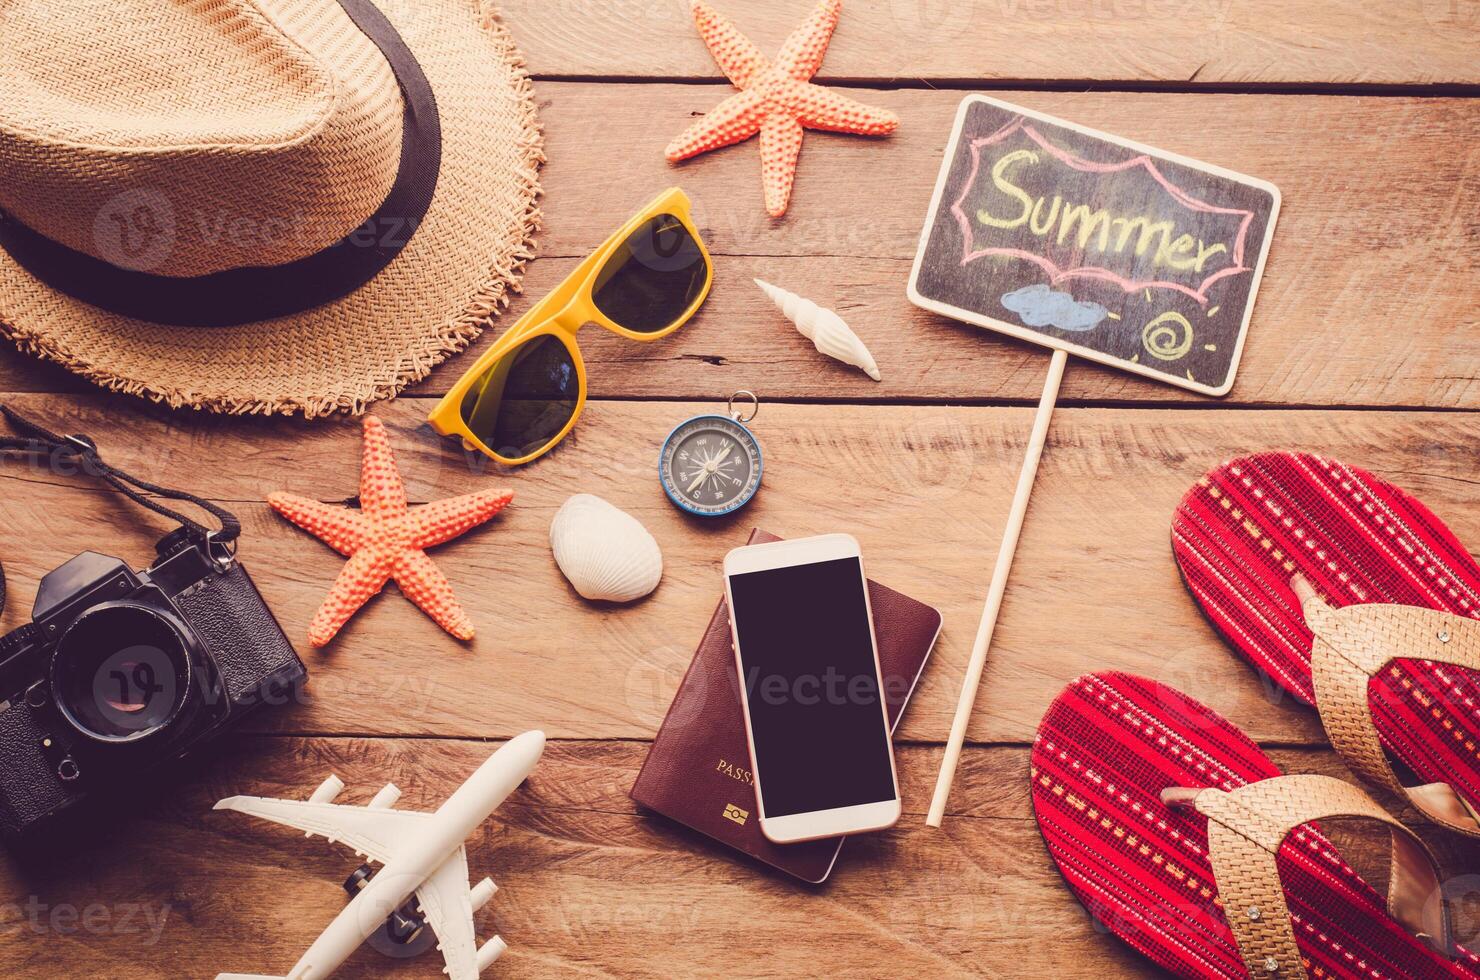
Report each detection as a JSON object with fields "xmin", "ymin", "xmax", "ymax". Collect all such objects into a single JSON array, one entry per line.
[{"xmin": 1, "ymin": 3, "xmax": 1478, "ymax": 977}]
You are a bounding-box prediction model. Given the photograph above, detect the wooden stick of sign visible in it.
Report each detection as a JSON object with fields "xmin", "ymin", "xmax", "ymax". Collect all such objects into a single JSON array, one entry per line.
[
  {"xmin": 925, "ymin": 348, "xmax": 1066, "ymax": 827},
  {"xmin": 908, "ymin": 95, "xmax": 1280, "ymax": 826}
]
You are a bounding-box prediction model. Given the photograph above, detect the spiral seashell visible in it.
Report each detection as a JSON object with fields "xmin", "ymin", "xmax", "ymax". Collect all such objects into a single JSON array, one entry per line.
[
  {"xmin": 549, "ymin": 494, "xmax": 663, "ymax": 603},
  {"xmin": 754, "ymin": 278, "xmax": 881, "ymax": 381}
]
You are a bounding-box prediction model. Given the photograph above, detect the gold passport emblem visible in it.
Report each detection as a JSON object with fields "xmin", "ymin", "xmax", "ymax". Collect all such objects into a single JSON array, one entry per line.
[{"xmin": 722, "ymin": 803, "xmax": 749, "ymax": 825}]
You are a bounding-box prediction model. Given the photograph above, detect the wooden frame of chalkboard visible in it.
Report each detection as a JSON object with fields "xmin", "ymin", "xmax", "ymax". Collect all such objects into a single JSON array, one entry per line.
[{"xmin": 907, "ymin": 95, "xmax": 1280, "ymax": 396}]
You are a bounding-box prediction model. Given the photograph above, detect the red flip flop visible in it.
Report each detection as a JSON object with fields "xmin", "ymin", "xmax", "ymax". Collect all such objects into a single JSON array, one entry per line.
[
  {"xmin": 1032, "ymin": 672, "xmax": 1478, "ymax": 979},
  {"xmin": 1173, "ymin": 453, "xmax": 1480, "ymax": 837}
]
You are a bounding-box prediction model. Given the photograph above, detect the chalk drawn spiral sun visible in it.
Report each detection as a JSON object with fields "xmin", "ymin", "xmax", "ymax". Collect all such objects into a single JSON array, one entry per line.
[{"xmin": 1142, "ymin": 311, "xmax": 1195, "ymax": 361}]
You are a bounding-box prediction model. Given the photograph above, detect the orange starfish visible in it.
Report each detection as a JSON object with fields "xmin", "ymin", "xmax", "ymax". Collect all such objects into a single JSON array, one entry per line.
[
  {"xmin": 666, "ymin": 0, "xmax": 898, "ymax": 218},
  {"xmin": 269, "ymin": 416, "xmax": 512, "ymax": 648}
]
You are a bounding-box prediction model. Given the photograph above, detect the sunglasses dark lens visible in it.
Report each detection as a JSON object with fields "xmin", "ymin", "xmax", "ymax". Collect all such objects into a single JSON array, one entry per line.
[
  {"xmin": 591, "ymin": 213, "xmax": 708, "ymax": 333},
  {"xmin": 459, "ymin": 334, "xmax": 579, "ymax": 460}
]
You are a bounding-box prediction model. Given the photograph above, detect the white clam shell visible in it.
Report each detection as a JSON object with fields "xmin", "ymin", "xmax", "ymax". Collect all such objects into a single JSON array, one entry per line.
[
  {"xmin": 549, "ymin": 494, "xmax": 663, "ymax": 603},
  {"xmin": 755, "ymin": 278, "xmax": 881, "ymax": 381}
]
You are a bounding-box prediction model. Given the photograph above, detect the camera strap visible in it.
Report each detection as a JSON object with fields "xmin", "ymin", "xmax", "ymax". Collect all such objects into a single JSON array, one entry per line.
[{"xmin": 0, "ymin": 405, "xmax": 242, "ymax": 650}]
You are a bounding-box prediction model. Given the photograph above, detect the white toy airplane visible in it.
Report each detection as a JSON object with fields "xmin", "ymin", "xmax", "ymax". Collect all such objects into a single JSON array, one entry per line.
[{"xmin": 215, "ymin": 730, "xmax": 546, "ymax": 980}]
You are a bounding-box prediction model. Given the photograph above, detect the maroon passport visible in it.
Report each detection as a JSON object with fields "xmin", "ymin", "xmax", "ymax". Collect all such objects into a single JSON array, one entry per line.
[{"xmin": 630, "ymin": 530, "xmax": 943, "ymax": 883}]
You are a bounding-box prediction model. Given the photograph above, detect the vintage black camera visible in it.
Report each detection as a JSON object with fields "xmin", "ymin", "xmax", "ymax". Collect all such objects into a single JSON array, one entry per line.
[{"xmin": 0, "ymin": 529, "xmax": 306, "ymax": 837}]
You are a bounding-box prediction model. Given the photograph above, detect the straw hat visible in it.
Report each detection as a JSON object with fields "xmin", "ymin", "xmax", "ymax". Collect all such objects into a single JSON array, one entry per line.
[{"xmin": 0, "ymin": 0, "xmax": 543, "ymax": 417}]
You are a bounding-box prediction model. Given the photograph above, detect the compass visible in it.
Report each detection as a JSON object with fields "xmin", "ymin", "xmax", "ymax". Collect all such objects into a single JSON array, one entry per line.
[{"xmin": 659, "ymin": 392, "xmax": 764, "ymax": 517}]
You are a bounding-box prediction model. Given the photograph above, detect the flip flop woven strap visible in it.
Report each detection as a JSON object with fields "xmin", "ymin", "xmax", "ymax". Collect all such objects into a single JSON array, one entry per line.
[
  {"xmin": 1296, "ymin": 578, "xmax": 1480, "ymax": 837},
  {"xmin": 1164, "ymin": 774, "xmax": 1454, "ymax": 978}
]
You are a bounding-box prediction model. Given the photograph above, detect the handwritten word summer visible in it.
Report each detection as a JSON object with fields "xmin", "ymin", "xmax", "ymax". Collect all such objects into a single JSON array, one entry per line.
[{"xmin": 975, "ymin": 149, "xmax": 1229, "ymax": 272}]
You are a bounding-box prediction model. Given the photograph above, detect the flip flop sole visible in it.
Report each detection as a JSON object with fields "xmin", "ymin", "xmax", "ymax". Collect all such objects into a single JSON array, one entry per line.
[
  {"xmin": 1031, "ymin": 672, "xmax": 1479, "ymax": 978},
  {"xmin": 1172, "ymin": 452, "xmax": 1480, "ymax": 818}
]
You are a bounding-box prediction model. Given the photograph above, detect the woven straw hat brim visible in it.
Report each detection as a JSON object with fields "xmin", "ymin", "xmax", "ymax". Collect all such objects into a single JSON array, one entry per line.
[{"xmin": 0, "ymin": 0, "xmax": 543, "ymax": 418}]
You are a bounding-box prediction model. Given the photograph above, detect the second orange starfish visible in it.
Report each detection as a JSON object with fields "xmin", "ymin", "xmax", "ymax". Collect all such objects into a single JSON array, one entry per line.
[
  {"xmin": 270, "ymin": 416, "xmax": 513, "ymax": 648},
  {"xmin": 666, "ymin": 0, "xmax": 898, "ymax": 217}
]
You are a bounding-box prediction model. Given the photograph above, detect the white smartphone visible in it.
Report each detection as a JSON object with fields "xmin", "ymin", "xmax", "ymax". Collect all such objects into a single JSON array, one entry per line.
[{"xmin": 723, "ymin": 533, "xmax": 902, "ymax": 844}]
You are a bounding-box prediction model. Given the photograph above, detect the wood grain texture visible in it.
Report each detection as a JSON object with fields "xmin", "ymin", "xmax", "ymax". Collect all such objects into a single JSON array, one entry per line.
[
  {"xmin": 6, "ymin": 88, "xmax": 1471, "ymax": 408},
  {"xmin": 2, "ymin": 737, "xmax": 1476, "ymax": 979},
  {"xmin": 497, "ymin": 0, "xmax": 1480, "ymax": 87},
  {"xmin": 1, "ymin": 394, "xmax": 1476, "ymax": 746},
  {"xmin": 2, "ymin": 6, "xmax": 1476, "ymax": 978}
]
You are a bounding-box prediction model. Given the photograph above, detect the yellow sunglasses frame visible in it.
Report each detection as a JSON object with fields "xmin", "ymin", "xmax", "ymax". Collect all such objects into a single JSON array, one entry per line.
[{"xmin": 428, "ymin": 187, "xmax": 713, "ymax": 465}]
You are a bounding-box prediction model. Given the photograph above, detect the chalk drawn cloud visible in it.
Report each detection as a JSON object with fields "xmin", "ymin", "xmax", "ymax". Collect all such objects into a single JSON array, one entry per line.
[{"xmin": 1000, "ymin": 284, "xmax": 1107, "ymax": 332}]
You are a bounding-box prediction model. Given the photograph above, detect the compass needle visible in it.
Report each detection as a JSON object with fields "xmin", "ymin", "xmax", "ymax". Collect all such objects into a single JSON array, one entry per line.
[{"xmin": 660, "ymin": 393, "xmax": 763, "ymax": 517}]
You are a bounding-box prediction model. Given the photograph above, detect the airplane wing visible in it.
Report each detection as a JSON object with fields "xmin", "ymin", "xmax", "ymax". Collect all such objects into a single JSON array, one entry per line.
[
  {"xmin": 414, "ymin": 846, "xmax": 479, "ymax": 980},
  {"xmin": 213, "ymin": 796, "xmax": 434, "ymax": 865}
]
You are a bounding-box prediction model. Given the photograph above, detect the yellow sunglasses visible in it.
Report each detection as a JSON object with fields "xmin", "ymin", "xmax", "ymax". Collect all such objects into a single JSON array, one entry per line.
[{"xmin": 429, "ymin": 187, "xmax": 713, "ymax": 464}]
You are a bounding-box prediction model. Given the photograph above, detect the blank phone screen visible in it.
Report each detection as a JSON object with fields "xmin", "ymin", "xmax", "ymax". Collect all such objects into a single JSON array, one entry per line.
[{"xmin": 728, "ymin": 556, "xmax": 896, "ymax": 818}]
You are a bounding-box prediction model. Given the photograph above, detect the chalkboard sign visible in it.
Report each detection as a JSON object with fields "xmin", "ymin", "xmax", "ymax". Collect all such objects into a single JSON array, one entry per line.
[{"xmin": 908, "ymin": 96, "xmax": 1280, "ymax": 396}]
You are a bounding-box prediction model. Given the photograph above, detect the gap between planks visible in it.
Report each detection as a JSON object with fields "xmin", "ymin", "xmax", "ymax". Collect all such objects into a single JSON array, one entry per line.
[
  {"xmin": 390, "ymin": 393, "xmax": 1480, "ymax": 414},
  {"xmin": 527, "ymin": 74, "xmax": 1480, "ymax": 98}
]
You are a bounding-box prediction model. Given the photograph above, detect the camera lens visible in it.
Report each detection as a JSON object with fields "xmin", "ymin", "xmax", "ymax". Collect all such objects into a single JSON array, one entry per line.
[{"xmin": 49, "ymin": 603, "xmax": 193, "ymax": 743}]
